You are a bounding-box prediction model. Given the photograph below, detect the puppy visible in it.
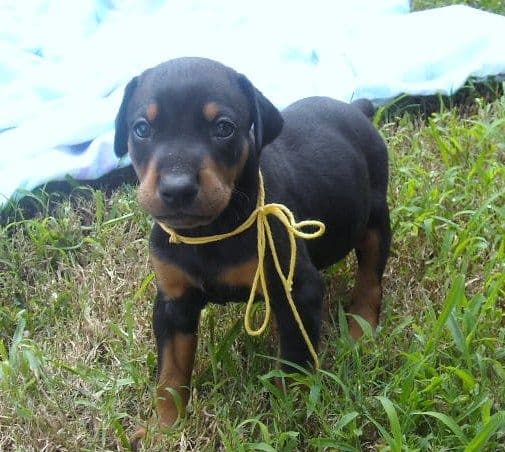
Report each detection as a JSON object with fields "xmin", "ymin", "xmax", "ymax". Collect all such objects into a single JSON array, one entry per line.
[{"xmin": 114, "ymin": 57, "xmax": 391, "ymax": 428}]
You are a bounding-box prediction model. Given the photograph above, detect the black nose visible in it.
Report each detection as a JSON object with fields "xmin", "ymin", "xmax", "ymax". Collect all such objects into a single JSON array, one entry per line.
[{"xmin": 158, "ymin": 174, "xmax": 198, "ymax": 208}]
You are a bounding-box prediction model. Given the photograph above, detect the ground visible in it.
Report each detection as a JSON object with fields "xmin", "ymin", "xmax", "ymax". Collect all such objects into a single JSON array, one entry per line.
[{"xmin": 1, "ymin": 2, "xmax": 505, "ymax": 451}]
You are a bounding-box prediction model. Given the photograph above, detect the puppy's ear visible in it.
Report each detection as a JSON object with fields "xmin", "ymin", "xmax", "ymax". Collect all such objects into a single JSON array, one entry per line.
[
  {"xmin": 114, "ymin": 76, "xmax": 138, "ymax": 157},
  {"xmin": 238, "ymin": 74, "xmax": 283, "ymax": 152}
]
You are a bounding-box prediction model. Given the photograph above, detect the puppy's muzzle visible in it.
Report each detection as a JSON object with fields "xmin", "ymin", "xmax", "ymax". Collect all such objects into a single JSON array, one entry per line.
[{"xmin": 158, "ymin": 173, "xmax": 199, "ymax": 209}]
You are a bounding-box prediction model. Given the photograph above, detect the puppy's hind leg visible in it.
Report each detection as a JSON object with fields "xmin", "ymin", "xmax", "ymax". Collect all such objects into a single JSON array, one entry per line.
[{"xmin": 348, "ymin": 203, "xmax": 391, "ymax": 339}]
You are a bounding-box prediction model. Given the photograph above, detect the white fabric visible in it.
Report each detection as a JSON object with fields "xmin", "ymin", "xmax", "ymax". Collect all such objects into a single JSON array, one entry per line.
[{"xmin": 1, "ymin": 1, "xmax": 504, "ymax": 206}]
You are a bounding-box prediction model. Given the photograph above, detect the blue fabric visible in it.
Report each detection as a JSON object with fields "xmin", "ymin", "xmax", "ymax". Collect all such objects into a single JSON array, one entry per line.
[{"xmin": 1, "ymin": 1, "xmax": 504, "ymax": 206}]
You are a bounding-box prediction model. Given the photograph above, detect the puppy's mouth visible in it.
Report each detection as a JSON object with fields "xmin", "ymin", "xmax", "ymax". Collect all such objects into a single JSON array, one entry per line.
[{"xmin": 155, "ymin": 213, "xmax": 215, "ymax": 230}]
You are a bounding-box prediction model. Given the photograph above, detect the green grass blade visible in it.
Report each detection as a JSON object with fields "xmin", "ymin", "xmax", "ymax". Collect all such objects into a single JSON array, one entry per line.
[
  {"xmin": 319, "ymin": 369, "xmax": 351, "ymax": 399},
  {"xmin": 348, "ymin": 313, "xmax": 374, "ymax": 340},
  {"xmin": 447, "ymin": 311, "xmax": 467, "ymax": 355},
  {"xmin": 164, "ymin": 386, "xmax": 184, "ymax": 424},
  {"xmin": 413, "ymin": 411, "xmax": 468, "ymax": 444},
  {"xmin": 338, "ymin": 302, "xmax": 350, "ymax": 339},
  {"xmin": 376, "ymin": 396, "xmax": 403, "ymax": 452},
  {"xmin": 445, "ymin": 366, "xmax": 476, "ymax": 392},
  {"xmin": 250, "ymin": 443, "xmax": 276, "ymax": 452},
  {"xmin": 464, "ymin": 411, "xmax": 505, "ymax": 452},
  {"xmin": 425, "ymin": 274, "xmax": 465, "ymax": 355},
  {"xmin": 333, "ymin": 412, "xmax": 359, "ymax": 435},
  {"xmin": 367, "ymin": 416, "xmax": 395, "ymax": 449}
]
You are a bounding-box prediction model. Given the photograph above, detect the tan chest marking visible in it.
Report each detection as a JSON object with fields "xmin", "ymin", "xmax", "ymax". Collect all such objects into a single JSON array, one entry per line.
[
  {"xmin": 218, "ymin": 258, "xmax": 261, "ymax": 294},
  {"xmin": 151, "ymin": 254, "xmax": 197, "ymax": 299}
]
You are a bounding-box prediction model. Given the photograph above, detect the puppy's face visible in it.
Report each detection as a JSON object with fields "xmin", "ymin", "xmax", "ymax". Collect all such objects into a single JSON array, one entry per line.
[{"xmin": 114, "ymin": 58, "xmax": 283, "ymax": 230}]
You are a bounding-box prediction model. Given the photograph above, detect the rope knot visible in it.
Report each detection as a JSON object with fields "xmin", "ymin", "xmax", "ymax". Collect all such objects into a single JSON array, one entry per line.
[{"xmin": 168, "ymin": 234, "xmax": 181, "ymax": 244}]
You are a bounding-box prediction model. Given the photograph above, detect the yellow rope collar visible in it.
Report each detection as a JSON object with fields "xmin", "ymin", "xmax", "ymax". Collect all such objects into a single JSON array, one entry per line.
[{"xmin": 157, "ymin": 171, "xmax": 325, "ymax": 369}]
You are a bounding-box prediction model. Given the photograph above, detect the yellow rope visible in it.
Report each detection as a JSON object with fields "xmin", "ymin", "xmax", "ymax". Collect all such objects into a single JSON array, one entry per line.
[{"xmin": 157, "ymin": 171, "xmax": 325, "ymax": 369}]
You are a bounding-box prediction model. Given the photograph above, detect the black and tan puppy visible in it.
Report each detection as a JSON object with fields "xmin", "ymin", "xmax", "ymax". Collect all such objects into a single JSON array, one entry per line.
[{"xmin": 114, "ymin": 57, "xmax": 391, "ymax": 428}]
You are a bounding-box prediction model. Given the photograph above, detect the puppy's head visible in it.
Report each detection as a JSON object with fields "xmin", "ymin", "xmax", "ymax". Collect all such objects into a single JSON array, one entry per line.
[{"xmin": 114, "ymin": 57, "xmax": 283, "ymax": 229}]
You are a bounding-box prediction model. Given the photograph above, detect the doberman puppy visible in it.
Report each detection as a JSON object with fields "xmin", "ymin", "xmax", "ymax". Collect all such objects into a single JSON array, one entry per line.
[{"xmin": 114, "ymin": 57, "xmax": 391, "ymax": 430}]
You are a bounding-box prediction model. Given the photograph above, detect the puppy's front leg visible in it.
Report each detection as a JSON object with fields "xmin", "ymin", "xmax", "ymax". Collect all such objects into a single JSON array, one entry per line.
[{"xmin": 153, "ymin": 290, "xmax": 203, "ymax": 427}]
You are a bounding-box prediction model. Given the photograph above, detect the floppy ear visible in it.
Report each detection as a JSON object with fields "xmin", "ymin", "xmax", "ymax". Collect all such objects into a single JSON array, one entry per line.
[
  {"xmin": 114, "ymin": 76, "xmax": 138, "ymax": 157},
  {"xmin": 238, "ymin": 74, "xmax": 283, "ymax": 152}
]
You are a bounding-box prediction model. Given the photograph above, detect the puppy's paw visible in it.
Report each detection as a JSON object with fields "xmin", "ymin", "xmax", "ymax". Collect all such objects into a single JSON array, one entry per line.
[
  {"xmin": 130, "ymin": 426, "xmax": 147, "ymax": 452},
  {"xmin": 130, "ymin": 424, "xmax": 169, "ymax": 451}
]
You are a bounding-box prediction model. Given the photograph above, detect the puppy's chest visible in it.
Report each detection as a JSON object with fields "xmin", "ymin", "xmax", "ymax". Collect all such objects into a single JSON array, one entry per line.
[
  {"xmin": 203, "ymin": 256, "xmax": 260, "ymax": 303},
  {"xmin": 151, "ymin": 249, "xmax": 259, "ymax": 304}
]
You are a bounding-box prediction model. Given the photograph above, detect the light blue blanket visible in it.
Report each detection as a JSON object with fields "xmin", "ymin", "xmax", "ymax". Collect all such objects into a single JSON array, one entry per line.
[{"xmin": 1, "ymin": 0, "xmax": 504, "ymax": 207}]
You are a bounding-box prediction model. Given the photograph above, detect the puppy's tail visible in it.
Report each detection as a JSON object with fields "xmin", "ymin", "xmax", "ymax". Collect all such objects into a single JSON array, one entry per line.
[{"xmin": 351, "ymin": 98, "xmax": 375, "ymax": 120}]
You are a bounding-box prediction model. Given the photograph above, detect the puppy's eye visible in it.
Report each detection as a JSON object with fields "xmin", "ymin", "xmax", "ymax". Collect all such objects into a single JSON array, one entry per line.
[
  {"xmin": 213, "ymin": 119, "xmax": 235, "ymax": 139},
  {"xmin": 133, "ymin": 120, "xmax": 151, "ymax": 139}
]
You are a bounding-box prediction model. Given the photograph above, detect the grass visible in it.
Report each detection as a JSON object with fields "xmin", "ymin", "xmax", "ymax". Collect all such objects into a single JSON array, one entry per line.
[
  {"xmin": 1, "ymin": 3, "xmax": 505, "ymax": 449},
  {"xmin": 413, "ymin": 0, "xmax": 505, "ymax": 14},
  {"xmin": 1, "ymin": 94, "xmax": 504, "ymax": 450}
]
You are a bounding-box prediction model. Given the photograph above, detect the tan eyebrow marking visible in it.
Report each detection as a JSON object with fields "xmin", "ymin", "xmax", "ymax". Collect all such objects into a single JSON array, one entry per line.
[
  {"xmin": 202, "ymin": 102, "xmax": 220, "ymax": 122},
  {"xmin": 146, "ymin": 103, "xmax": 159, "ymax": 122}
]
